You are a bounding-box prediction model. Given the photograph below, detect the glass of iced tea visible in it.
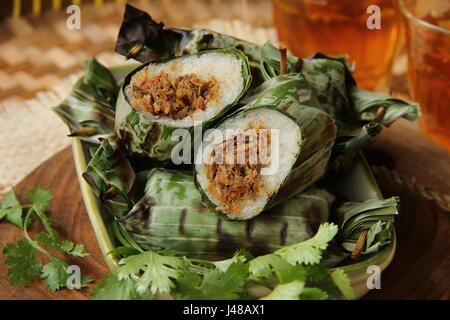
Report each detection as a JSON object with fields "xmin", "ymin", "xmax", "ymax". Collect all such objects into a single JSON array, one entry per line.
[
  {"xmin": 272, "ymin": 0, "xmax": 401, "ymax": 90},
  {"xmin": 399, "ymin": 0, "xmax": 450, "ymax": 150}
]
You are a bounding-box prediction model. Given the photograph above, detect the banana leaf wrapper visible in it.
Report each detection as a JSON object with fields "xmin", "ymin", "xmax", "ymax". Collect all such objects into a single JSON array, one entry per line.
[
  {"xmin": 114, "ymin": 48, "xmax": 252, "ymax": 163},
  {"xmin": 53, "ymin": 59, "xmax": 120, "ymax": 144},
  {"xmin": 258, "ymin": 44, "xmax": 420, "ymax": 132},
  {"xmin": 118, "ymin": 168, "xmax": 334, "ymax": 260},
  {"xmin": 258, "ymin": 45, "xmax": 420, "ymax": 178},
  {"xmin": 194, "ymin": 75, "xmax": 337, "ymax": 219},
  {"xmin": 115, "ymin": 4, "xmax": 265, "ymax": 85},
  {"xmin": 302, "ymin": 53, "xmax": 420, "ymax": 133},
  {"xmin": 241, "ymin": 73, "xmax": 323, "ymax": 111},
  {"xmin": 82, "ymin": 140, "xmax": 137, "ymax": 217},
  {"xmin": 332, "ymin": 197, "xmax": 399, "ymax": 255},
  {"xmin": 327, "ymin": 122, "xmax": 382, "ymax": 181},
  {"xmin": 350, "ymin": 87, "xmax": 421, "ymax": 124}
]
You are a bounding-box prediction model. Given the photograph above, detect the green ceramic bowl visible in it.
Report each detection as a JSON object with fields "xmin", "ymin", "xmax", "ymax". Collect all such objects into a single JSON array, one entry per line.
[{"xmin": 71, "ymin": 64, "xmax": 396, "ymax": 299}]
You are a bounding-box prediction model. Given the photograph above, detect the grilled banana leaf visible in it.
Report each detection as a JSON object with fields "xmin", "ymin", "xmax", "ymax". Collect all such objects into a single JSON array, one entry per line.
[
  {"xmin": 257, "ymin": 46, "xmax": 420, "ymax": 177},
  {"xmin": 115, "ymin": 4, "xmax": 264, "ymax": 85},
  {"xmin": 118, "ymin": 168, "xmax": 334, "ymax": 260},
  {"xmin": 350, "ymin": 87, "xmax": 421, "ymax": 124},
  {"xmin": 83, "ymin": 58, "xmax": 119, "ymax": 105},
  {"xmin": 53, "ymin": 58, "xmax": 121, "ymax": 144},
  {"xmin": 241, "ymin": 73, "xmax": 323, "ymax": 111},
  {"xmin": 328, "ymin": 122, "xmax": 382, "ymax": 178},
  {"xmin": 332, "ymin": 197, "xmax": 399, "ymax": 255},
  {"xmin": 82, "ymin": 140, "xmax": 136, "ymax": 217},
  {"xmin": 115, "ymin": 48, "xmax": 252, "ymax": 163},
  {"xmin": 304, "ymin": 53, "xmax": 420, "ymax": 132},
  {"xmin": 259, "ymin": 42, "xmax": 300, "ymax": 79},
  {"xmin": 264, "ymin": 48, "xmax": 420, "ymax": 134}
]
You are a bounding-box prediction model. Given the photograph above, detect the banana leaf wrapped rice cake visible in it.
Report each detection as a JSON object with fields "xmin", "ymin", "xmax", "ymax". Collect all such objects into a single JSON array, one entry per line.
[
  {"xmin": 115, "ymin": 48, "xmax": 252, "ymax": 162},
  {"xmin": 194, "ymin": 74, "xmax": 337, "ymax": 220},
  {"xmin": 118, "ymin": 168, "xmax": 335, "ymax": 260}
]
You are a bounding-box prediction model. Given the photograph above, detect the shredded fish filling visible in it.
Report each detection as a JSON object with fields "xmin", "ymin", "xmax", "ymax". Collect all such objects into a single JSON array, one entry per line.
[
  {"xmin": 206, "ymin": 127, "xmax": 271, "ymax": 214},
  {"xmin": 130, "ymin": 71, "xmax": 219, "ymax": 120}
]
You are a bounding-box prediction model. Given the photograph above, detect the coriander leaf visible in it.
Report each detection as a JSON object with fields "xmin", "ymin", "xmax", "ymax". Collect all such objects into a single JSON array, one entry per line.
[
  {"xmin": 26, "ymin": 186, "xmax": 53, "ymax": 211},
  {"xmin": 2, "ymin": 186, "xmax": 91, "ymax": 293},
  {"xmin": 330, "ymin": 268, "xmax": 356, "ymax": 300},
  {"xmin": 92, "ymin": 274, "xmax": 154, "ymax": 300},
  {"xmin": 36, "ymin": 233, "xmax": 90, "ymax": 257},
  {"xmin": 305, "ymin": 264, "xmax": 329, "ymax": 283},
  {"xmin": 35, "ymin": 233, "xmax": 65, "ymax": 250},
  {"xmin": 177, "ymin": 262, "xmax": 248, "ymax": 300},
  {"xmin": 213, "ymin": 249, "xmax": 252, "ymax": 272},
  {"xmin": 3, "ymin": 239, "xmax": 42, "ymax": 286},
  {"xmin": 249, "ymin": 254, "xmax": 306, "ymax": 284},
  {"xmin": 41, "ymin": 258, "xmax": 70, "ymax": 291},
  {"xmin": 174, "ymin": 271, "xmax": 202, "ymax": 299},
  {"xmin": 0, "ymin": 188, "xmax": 23, "ymax": 228},
  {"xmin": 306, "ymin": 264, "xmax": 330, "ymax": 286},
  {"xmin": 41, "ymin": 258, "xmax": 92, "ymax": 291},
  {"xmin": 0, "ymin": 207, "xmax": 10, "ymax": 220},
  {"xmin": 249, "ymin": 254, "xmax": 307, "ymax": 299},
  {"xmin": 249, "ymin": 254, "xmax": 282, "ymax": 279},
  {"xmin": 277, "ymin": 264, "xmax": 307, "ymax": 284},
  {"xmin": 305, "ymin": 266, "xmax": 349, "ymax": 300},
  {"xmin": 69, "ymin": 243, "xmax": 90, "ymax": 257},
  {"xmin": 300, "ymin": 287, "xmax": 329, "ymax": 300},
  {"xmin": 27, "ymin": 186, "xmax": 56, "ymax": 238},
  {"xmin": 260, "ymin": 280, "xmax": 304, "ymax": 300},
  {"xmin": 117, "ymin": 251, "xmax": 185, "ymax": 294},
  {"xmin": 275, "ymin": 223, "xmax": 338, "ymax": 265},
  {"xmin": 58, "ymin": 240, "xmax": 75, "ymax": 252}
]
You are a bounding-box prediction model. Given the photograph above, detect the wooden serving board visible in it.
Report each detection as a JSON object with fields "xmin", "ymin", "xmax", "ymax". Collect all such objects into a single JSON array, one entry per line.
[{"xmin": 0, "ymin": 120, "xmax": 448, "ymax": 300}]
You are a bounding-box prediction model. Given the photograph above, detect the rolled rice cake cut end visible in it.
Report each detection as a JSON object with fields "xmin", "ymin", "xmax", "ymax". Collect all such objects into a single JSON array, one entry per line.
[
  {"xmin": 195, "ymin": 107, "xmax": 302, "ymax": 220},
  {"xmin": 126, "ymin": 51, "xmax": 246, "ymax": 127}
]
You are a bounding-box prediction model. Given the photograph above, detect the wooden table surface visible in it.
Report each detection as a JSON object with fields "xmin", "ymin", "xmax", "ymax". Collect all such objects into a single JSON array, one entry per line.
[{"xmin": 0, "ymin": 120, "xmax": 449, "ymax": 300}]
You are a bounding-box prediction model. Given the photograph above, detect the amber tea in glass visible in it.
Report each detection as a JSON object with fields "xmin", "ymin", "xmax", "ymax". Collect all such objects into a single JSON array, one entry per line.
[
  {"xmin": 272, "ymin": 0, "xmax": 401, "ymax": 90},
  {"xmin": 399, "ymin": 0, "xmax": 450, "ymax": 150}
]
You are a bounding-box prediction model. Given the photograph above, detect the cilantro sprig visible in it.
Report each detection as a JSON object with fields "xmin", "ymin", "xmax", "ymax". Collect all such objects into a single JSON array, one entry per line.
[
  {"xmin": 0, "ymin": 187, "xmax": 92, "ymax": 291},
  {"xmin": 92, "ymin": 223, "xmax": 356, "ymax": 300},
  {"xmin": 1, "ymin": 188, "xmax": 356, "ymax": 299}
]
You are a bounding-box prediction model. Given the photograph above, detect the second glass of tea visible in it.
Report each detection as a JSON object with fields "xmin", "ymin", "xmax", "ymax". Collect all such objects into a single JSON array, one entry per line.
[
  {"xmin": 399, "ymin": 0, "xmax": 450, "ymax": 150},
  {"xmin": 273, "ymin": 0, "xmax": 401, "ymax": 90}
]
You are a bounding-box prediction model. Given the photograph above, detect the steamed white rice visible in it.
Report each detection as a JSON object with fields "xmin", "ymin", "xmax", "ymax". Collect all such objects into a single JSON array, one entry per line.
[
  {"xmin": 126, "ymin": 52, "xmax": 244, "ymax": 127},
  {"xmin": 195, "ymin": 108, "xmax": 302, "ymax": 220}
]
